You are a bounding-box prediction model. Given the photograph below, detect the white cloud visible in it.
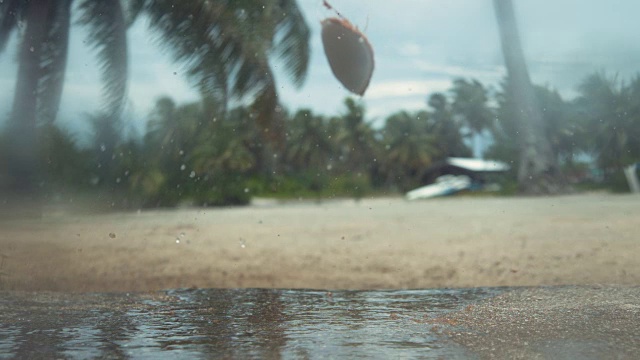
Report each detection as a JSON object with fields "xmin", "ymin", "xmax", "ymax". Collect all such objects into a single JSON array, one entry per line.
[
  {"xmin": 366, "ymin": 79, "xmax": 452, "ymax": 99},
  {"xmin": 368, "ymin": 98, "xmax": 426, "ymax": 123},
  {"xmin": 412, "ymin": 60, "xmax": 504, "ymax": 80},
  {"xmin": 399, "ymin": 42, "xmax": 422, "ymax": 57},
  {"xmin": 127, "ymin": 64, "xmax": 199, "ymax": 112}
]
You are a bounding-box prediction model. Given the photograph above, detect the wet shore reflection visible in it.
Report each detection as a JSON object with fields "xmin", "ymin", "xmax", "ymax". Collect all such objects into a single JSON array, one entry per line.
[{"xmin": 0, "ymin": 288, "xmax": 503, "ymax": 358}]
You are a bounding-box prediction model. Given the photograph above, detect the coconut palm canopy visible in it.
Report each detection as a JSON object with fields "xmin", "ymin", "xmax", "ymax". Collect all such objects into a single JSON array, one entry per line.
[
  {"xmin": 0, "ymin": 0, "xmax": 310, "ymax": 196},
  {"xmin": 0, "ymin": 0, "xmax": 310, "ymax": 123}
]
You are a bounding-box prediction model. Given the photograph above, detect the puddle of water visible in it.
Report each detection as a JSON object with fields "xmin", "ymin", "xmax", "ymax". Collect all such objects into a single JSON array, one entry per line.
[{"xmin": 0, "ymin": 287, "xmax": 503, "ymax": 359}]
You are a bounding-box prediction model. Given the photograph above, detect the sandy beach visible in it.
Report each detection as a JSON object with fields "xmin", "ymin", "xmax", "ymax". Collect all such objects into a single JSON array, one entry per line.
[{"xmin": 0, "ymin": 193, "xmax": 638, "ymax": 292}]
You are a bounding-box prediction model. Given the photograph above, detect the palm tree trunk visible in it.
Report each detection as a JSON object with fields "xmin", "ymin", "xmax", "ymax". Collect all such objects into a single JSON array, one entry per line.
[
  {"xmin": 3, "ymin": 0, "xmax": 51, "ymax": 214},
  {"xmin": 493, "ymin": 0, "xmax": 567, "ymax": 194}
]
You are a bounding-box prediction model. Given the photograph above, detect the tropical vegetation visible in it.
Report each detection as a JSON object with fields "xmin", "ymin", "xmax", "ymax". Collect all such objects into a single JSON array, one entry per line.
[
  {"xmin": 0, "ymin": 0, "xmax": 309, "ymax": 202},
  {"xmin": 1, "ymin": 71, "xmax": 637, "ymax": 209},
  {"xmin": 1, "ymin": 1, "xmax": 639, "ymax": 211}
]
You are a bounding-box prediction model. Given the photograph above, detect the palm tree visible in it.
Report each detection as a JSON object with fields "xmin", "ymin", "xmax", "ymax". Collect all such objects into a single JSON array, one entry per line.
[
  {"xmin": 427, "ymin": 93, "xmax": 471, "ymax": 158},
  {"xmin": 450, "ymin": 78, "xmax": 493, "ymax": 158},
  {"xmin": 493, "ymin": 0, "xmax": 567, "ymax": 194},
  {"xmin": 138, "ymin": 0, "xmax": 310, "ymax": 144},
  {"xmin": 576, "ymin": 73, "xmax": 640, "ymax": 175},
  {"xmin": 284, "ymin": 109, "xmax": 334, "ymax": 173},
  {"xmin": 142, "ymin": 97, "xmax": 211, "ymax": 204},
  {"xmin": 382, "ymin": 110, "xmax": 437, "ymax": 190},
  {"xmin": 0, "ymin": 0, "xmax": 310, "ymax": 204},
  {"xmin": 38, "ymin": 123, "xmax": 91, "ymax": 192},
  {"xmin": 140, "ymin": 97, "xmax": 259, "ymax": 206},
  {"xmin": 490, "ymin": 81, "xmax": 586, "ymax": 180},
  {"xmin": 534, "ymin": 85, "xmax": 584, "ymax": 167},
  {"xmin": 334, "ymin": 97, "xmax": 378, "ymax": 173}
]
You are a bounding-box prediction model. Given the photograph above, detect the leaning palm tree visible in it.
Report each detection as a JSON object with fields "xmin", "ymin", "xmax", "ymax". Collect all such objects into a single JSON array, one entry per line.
[
  {"xmin": 493, "ymin": 0, "xmax": 567, "ymax": 194},
  {"xmin": 0, "ymin": 0, "xmax": 310, "ymax": 202}
]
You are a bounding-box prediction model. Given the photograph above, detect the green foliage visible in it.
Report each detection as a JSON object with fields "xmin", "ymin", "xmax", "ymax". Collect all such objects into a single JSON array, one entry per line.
[
  {"xmin": 380, "ymin": 110, "xmax": 437, "ymax": 191},
  {"xmin": 326, "ymin": 174, "xmax": 373, "ymax": 200},
  {"xmin": 0, "ymin": 0, "xmax": 311, "ymax": 202},
  {"xmin": 284, "ymin": 109, "xmax": 334, "ymax": 174},
  {"xmin": 14, "ymin": 70, "xmax": 640, "ymax": 209},
  {"xmin": 450, "ymin": 78, "xmax": 494, "ymax": 158},
  {"xmin": 575, "ymin": 73, "xmax": 640, "ymax": 174},
  {"xmin": 488, "ymin": 72, "xmax": 640, "ymax": 192},
  {"xmin": 39, "ymin": 123, "xmax": 91, "ymax": 190},
  {"xmin": 489, "ymin": 82, "xmax": 587, "ymax": 167},
  {"xmin": 427, "ymin": 93, "xmax": 472, "ymax": 158}
]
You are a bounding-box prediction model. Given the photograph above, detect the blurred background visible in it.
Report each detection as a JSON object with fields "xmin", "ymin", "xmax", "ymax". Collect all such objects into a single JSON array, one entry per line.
[{"xmin": 1, "ymin": 0, "xmax": 639, "ymax": 212}]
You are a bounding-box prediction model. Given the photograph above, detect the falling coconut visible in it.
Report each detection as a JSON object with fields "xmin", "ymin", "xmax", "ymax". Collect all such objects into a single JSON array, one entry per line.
[{"xmin": 321, "ymin": 16, "xmax": 374, "ymax": 96}]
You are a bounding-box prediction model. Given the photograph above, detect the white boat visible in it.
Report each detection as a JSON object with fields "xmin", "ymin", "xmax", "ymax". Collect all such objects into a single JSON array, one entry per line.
[
  {"xmin": 405, "ymin": 157, "xmax": 510, "ymax": 200},
  {"xmin": 406, "ymin": 175, "xmax": 472, "ymax": 200}
]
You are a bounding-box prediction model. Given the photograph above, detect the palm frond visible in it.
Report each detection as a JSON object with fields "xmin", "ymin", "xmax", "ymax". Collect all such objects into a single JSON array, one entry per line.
[
  {"xmin": 77, "ymin": 0, "xmax": 128, "ymax": 117},
  {"xmin": 144, "ymin": 0, "xmax": 309, "ymax": 100},
  {"xmin": 37, "ymin": 0, "xmax": 72, "ymax": 124},
  {"xmin": 144, "ymin": 0, "xmax": 232, "ymax": 103},
  {"xmin": 124, "ymin": 0, "xmax": 147, "ymax": 26},
  {"xmin": 272, "ymin": 0, "xmax": 310, "ymax": 87},
  {"xmin": 141, "ymin": 0, "xmax": 309, "ymax": 146}
]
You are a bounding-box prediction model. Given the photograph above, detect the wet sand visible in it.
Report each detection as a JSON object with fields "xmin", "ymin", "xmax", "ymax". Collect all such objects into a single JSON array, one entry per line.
[
  {"xmin": 0, "ymin": 193, "xmax": 638, "ymax": 292},
  {"xmin": 2, "ymin": 286, "xmax": 638, "ymax": 358},
  {"xmin": 435, "ymin": 285, "xmax": 640, "ymax": 358}
]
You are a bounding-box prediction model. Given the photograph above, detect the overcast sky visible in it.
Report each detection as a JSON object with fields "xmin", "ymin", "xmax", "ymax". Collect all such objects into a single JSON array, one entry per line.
[{"xmin": 1, "ymin": 0, "xmax": 639, "ymax": 136}]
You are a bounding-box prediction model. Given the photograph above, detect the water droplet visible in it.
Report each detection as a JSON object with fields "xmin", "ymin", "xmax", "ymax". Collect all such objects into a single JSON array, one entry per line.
[
  {"xmin": 239, "ymin": 238, "xmax": 246, "ymax": 248},
  {"xmin": 109, "ymin": 232, "xmax": 116, "ymax": 239},
  {"xmin": 189, "ymin": 171, "xmax": 196, "ymax": 178},
  {"xmin": 29, "ymin": 46, "xmax": 34, "ymax": 52},
  {"xmin": 116, "ymin": 177, "xmax": 121, "ymax": 183},
  {"xmin": 180, "ymin": 164, "xmax": 186, "ymax": 171},
  {"xmin": 244, "ymin": 188, "xmax": 250, "ymax": 193},
  {"xmin": 176, "ymin": 238, "xmax": 181, "ymax": 244},
  {"xmin": 100, "ymin": 144, "xmax": 106, "ymax": 152}
]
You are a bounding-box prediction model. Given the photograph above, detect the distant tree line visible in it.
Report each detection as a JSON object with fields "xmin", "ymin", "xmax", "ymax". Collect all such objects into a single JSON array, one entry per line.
[{"xmin": 1, "ymin": 72, "xmax": 638, "ymax": 209}]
